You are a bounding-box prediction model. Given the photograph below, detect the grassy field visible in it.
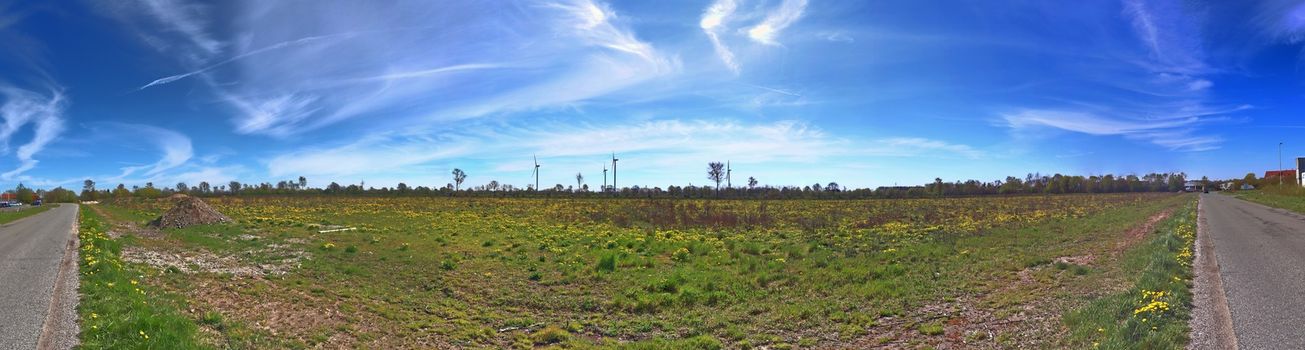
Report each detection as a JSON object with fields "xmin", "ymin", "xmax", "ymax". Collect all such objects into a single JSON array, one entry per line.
[
  {"xmin": 0, "ymin": 204, "xmax": 52, "ymax": 224},
  {"xmin": 83, "ymin": 193, "xmax": 1194, "ymax": 349}
]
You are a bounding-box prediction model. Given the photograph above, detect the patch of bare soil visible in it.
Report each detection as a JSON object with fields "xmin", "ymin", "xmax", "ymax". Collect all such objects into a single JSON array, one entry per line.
[
  {"xmin": 1113, "ymin": 209, "xmax": 1174, "ymax": 255},
  {"xmin": 1054, "ymin": 254, "xmax": 1096, "ymax": 266},
  {"xmin": 180, "ymin": 277, "xmax": 453, "ymax": 349},
  {"xmin": 122, "ymin": 243, "xmax": 307, "ymax": 277}
]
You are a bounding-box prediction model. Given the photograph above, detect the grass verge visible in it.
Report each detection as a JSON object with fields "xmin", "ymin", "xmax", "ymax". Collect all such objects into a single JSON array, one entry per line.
[
  {"xmin": 1233, "ymin": 189, "xmax": 1305, "ymax": 214},
  {"xmin": 1063, "ymin": 197, "xmax": 1196, "ymax": 349},
  {"xmin": 0, "ymin": 204, "xmax": 53, "ymax": 224},
  {"xmin": 77, "ymin": 206, "xmax": 206, "ymax": 349}
]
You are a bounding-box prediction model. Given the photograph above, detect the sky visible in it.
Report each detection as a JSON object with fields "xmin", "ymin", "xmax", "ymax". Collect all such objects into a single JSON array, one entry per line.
[{"xmin": 1, "ymin": 0, "xmax": 1305, "ymax": 191}]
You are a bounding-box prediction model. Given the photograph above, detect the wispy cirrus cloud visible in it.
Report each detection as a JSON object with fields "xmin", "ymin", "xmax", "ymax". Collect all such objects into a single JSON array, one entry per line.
[
  {"xmin": 107, "ymin": 123, "xmax": 194, "ymax": 179},
  {"xmin": 77, "ymin": 122, "xmax": 243, "ymax": 187},
  {"xmin": 698, "ymin": 0, "xmax": 812, "ymax": 72},
  {"xmin": 700, "ymin": 0, "xmax": 739, "ymax": 73},
  {"xmin": 0, "ymin": 85, "xmax": 66, "ymax": 180},
  {"xmin": 748, "ymin": 0, "xmax": 808, "ymax": 45},
  {"xmin": 999, "ymin": 0, "xmax": 1237, "ymax": 152},
  {"xmin": 264, "ymin": 118, "xmax": 981, "ymax": 188},
  {"xmin": 104, "ymin": 0, "xmax": 675, "ymax": 137},
  {"xmin": 1001, "ymin": 105, "xmax": 1245, "ymax": 152}
]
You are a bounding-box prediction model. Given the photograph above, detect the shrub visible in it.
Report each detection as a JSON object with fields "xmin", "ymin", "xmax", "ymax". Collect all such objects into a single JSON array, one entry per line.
[
  {"xmin": 596, "ymin": 253, "xmax": 617, "ymax": 272},
  {"xmin": 532, "ymin": 326, "xmax": 571, "ymax": 345},
  {"xmin": 671, "ymin": 247, "xmax": 691, "ymax": 262},
  {"xmin": 918, "ymin": 322, "xmax": 944, "ymax": 335}
]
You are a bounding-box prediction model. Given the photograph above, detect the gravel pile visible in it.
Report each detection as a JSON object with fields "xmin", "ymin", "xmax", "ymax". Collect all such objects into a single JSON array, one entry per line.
[{"xmin": 148, "ymin": 196, "xmax": 231, "ymax": 228}]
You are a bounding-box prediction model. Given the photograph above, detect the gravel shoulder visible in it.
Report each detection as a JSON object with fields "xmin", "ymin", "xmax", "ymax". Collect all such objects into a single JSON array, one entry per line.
[{"xmin": 1188, "ymin": 195, "xmax": 1236, "ymax": 349}]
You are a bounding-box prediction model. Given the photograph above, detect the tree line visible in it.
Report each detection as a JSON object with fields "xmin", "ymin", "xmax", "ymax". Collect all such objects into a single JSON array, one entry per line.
[{"xmin": 59, "ymin": 168, "xmax": 1200, "ymax": 202}]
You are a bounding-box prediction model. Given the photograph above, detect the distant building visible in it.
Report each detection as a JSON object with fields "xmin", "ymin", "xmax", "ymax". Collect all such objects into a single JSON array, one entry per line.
[
  {"xmin": 1267, "ymin": 170, "xmax": 1296, "ymax": 184},
  {"xmin": 1299, "ymin": 157, "xmax": 1305, "ymax": 186},
  {"xmin": 1184, "ymin": 181, "xmax": 1205, "ymax": 192}
]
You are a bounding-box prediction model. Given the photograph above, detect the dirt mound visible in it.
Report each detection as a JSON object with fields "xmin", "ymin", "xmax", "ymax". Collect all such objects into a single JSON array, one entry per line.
[{"xmin": 148, "ymin": 196, "xmax": 231, "ymax": 229}]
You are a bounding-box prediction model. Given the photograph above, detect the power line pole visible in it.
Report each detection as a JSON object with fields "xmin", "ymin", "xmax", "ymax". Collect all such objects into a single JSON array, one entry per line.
[{"xmin": 1281, "ymin": 142, "xmax": 1285, "ymax": 186}]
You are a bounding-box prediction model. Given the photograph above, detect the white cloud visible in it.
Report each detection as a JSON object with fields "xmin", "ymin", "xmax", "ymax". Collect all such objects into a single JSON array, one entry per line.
[
  {"xmin": 267, "ymin": 133, "xmax": 472, "ymax": 178},
  {"xmin": 1186, "ymin": 79, "xmax": 1212, "ymax": 91},
  {"xmin": 0, "ymin": 86, "xmax": 66, "ymax": 180},
  {"xmin": 106, "ymin": 0, "xmax": 675, "ymax": 137},
  {"xmin": 91, "ymin": 123, "xmax": 193, "ymax": 183},
  {"xmin": 700, "ymin": 0, "xmax": 740, "ymax": 73},
  {"xmin": 817, "ymin": 31, "xmax": 854, "ymax": 43},
  {"xmin": 747, "ymin": 0, "xmax": 808, "ymax": 45},
  {"xmin": 1001, "ymin": 109, "xmax": 1228, "ymax": 151},
  {"xmin": 264, "ymin": 118, "xmax": 981, "ymax": 188}
]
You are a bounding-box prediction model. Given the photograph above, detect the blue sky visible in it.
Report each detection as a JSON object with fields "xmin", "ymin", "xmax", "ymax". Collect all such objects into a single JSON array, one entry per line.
[{"xmin": 1, "ymin": 0, "xmax": 1304, "ymax": 191}]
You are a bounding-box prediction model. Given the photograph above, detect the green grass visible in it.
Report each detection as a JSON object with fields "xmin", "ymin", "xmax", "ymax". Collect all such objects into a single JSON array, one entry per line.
[
  {"xmin": 0, "ymin": 204, "xmax": 53, "ymax": 224},
  {"xmin": 1063, "ymin": 198, "xmax": 1196, "ymax": 349},
  {"xmin": 76, "ymin": 206, "xmax": 207, "ymax": 349},
  {"xmin": 1234, "ymin": 188, "xmax": 1305, "ymax": 214},
  {"xmin": 95, "ymin": 194, "xmax": 1189, "ymax": 348}
]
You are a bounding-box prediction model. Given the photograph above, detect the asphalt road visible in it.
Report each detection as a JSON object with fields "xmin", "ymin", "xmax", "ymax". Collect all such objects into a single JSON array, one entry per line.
[
  {"xmin": 1201, "ymin": 193, "xmax": 1305, "ymax": 349},
  {"xmin": 0, "ymin": 204, "xmax": 78, "ymax": 350}
]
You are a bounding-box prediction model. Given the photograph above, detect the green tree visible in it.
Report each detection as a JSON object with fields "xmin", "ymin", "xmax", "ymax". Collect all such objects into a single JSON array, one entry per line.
[{"xmin": 14, "ymin": 183, "xmax": 34, "ymax": 204}]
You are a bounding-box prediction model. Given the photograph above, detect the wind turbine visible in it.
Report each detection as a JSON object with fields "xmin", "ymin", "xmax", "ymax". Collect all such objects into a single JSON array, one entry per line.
[
  {"xmin": 726, "ymin": 161, "xmax": 732, "ymax": 188},
  {"xmin": 602, "ymin": 164, "xmax": 608, "ymax": 192},
  {"xmin": 611, "ymin": 152, "xmax": 619, "ymax": 193},
  {"xmin": 532, "ymin": 155, "xmax": 541, "ymax": 191}
]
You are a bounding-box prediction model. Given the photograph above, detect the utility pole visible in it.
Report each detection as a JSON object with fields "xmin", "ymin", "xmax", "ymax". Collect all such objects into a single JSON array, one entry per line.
[{"xmin": 1281, "ymin": 142, "xmax": 1285, "ymax": 186}]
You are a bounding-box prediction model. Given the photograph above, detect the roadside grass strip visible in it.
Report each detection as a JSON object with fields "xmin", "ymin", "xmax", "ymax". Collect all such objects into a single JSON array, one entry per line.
[
  {"xmin": 0, "ymin": 204, "xmax": 53, "ymax": 224},
  {"xmin": 1235, "ymin": 188, "xmax": 1305, "ymax": 214},
  {"xmin": 77, "ymin": 207, "xmax": 206, "ymax": 349},
  {"xmin": 1064, "ymin": 198, "xmax": 1196, "ymax": 349}
]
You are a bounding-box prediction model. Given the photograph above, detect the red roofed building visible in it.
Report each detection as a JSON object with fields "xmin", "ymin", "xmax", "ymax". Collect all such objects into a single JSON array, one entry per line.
[
  {"xmin": 1266, "ymin": 170, "xmax": 1295, "ymax": 179},
  {"xmin": 0, "ymin": 193, "xmax": 14, "ymax": 201}
]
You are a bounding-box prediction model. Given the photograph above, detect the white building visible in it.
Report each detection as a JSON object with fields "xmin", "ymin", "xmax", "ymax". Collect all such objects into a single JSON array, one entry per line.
[{"xmin": 1299, "ymin": 157, "xmax": 1304, "ymax": 186}]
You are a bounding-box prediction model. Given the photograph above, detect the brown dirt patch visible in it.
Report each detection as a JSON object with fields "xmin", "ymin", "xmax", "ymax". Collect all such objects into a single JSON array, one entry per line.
[
  {"xmin": 149, "ymin": 196, "xmax": 231, "ymax": 229},
  {"xmin": 1113, "ymin": 208, "xmax": 1173, "ymax": 254},
  {"xmin": 121, "ymin": 243, "xmax": 307, "ymax": 277}
]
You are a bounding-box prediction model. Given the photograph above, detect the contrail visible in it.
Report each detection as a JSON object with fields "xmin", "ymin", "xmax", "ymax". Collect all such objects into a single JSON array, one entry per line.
[{"xmin": 136, "ymin": 33, "xmax": 358, "ymax": 91}]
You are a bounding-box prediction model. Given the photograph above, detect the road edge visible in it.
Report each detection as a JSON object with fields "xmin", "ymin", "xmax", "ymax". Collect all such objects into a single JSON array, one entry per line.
[
  {"xmin": 36, "ymin": 204, "xmax": 80, "ymax": 350},
  {"xmin": 1188, "ymin": 195, "xmax": 1237, "ymax": 350}
]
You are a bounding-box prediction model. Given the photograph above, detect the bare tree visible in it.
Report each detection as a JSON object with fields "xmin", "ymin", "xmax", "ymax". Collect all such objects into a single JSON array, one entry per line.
[
  {"xmin": 708, "ymin": 162, "xmax": 725, "ymax": 193},
  {"xmin": 575, "ymin": 172, "xmax": 584, "ymax": 192},
  {"xmin": 452, "ymin": 168, "xmax": 467, "ymax": 190},
  {"xmin": 748, "ymin": 176, "xmax": 758, "ymax": 189}
]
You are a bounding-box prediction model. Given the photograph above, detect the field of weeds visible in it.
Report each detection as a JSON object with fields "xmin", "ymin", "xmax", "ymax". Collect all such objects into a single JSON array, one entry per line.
[{"xmin": 87, "ymin": 193, "xmax": 1191, "ymax": 348}]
